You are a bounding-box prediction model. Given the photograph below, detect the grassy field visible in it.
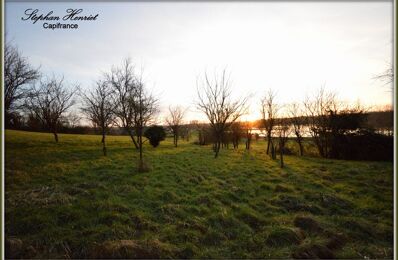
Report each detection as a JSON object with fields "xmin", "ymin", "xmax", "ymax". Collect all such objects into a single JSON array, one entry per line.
[{"xmin": 5, "ymin": 129, "xmax": 393, "ymax": 258}]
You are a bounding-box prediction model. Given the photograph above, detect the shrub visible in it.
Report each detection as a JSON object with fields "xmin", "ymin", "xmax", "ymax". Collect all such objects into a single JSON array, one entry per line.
[{"xmin": 144, "ymin": 126, "xmax": 166, "ymax": 147}]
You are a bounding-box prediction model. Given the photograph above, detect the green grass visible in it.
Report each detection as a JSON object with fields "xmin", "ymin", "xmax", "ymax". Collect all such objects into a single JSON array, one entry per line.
[{"xmin": 5, "ymin": 129, "xmax": 393, "ymax": 258}]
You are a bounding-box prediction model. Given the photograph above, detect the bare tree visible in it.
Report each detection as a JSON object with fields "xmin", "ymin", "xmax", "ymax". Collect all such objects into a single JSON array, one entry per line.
[
  {"xmin": 244, "ymin": 122, "xmax": 253, "ymax": 150},
  {"xmin": 373, "ymin": 63, "xmax": 393, "ymax": 87},
  {"xmin": 192, "ymin": 120, "xmax": 211, "ymax": 145},
  {"xmin": 260, "ymin": 89, "xmax": 279, "ymax": 158},
  {"xmin": 275, "ymin": 120, "xmax": 291, "ymax": 168},
  {"xmin": 303, "ymin": 87, "xmax": 338, "ymax": 158},
  {"xmin": 166, "ymin": 106, "xmax": 186, "ymax": 147},
  {"xmin": 133, "ymin": 76, "xmax": 159, "ymax": 172},
  {"xmin": 288, "ymin": 102, "xmax": 305, "ymax": 156},
  {"xmin": 4, "ymin": 42, "xmax": 40, "ymax": 125},
  {"xmin": 81, "ymin": 80, "xmax": 115, "ymax": 156},
  {"xmin": 26, "ymin": 76, "xmax": 77, "ymax": 142},
  {"xmin": 108, "ymin": 58, "xmax": 158, "ymax": 170},
  {"xmin": 179, "ymin": 124, "xmax": 191, "ymax": 142},
  {"xmin": 107, "ymin": 58, "xmax": 140, "ymax": 149},
  {"xmin": 230, "ymin": 122, "xmax": 243, "ymax": 149},
  {"xmin": 196, "ymin": 70, "xmax": 249, "ymax": 158}
]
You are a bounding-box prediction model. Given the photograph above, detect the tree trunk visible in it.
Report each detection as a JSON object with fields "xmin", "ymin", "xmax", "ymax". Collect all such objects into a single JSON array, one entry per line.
[
  {"xmin": 129, "ymin": 133, "xmax": 139, "ymax": 149},
  {"xmin": 270, "ymin": 140, "xmax": 276, "ymax": 160},
  {"xmin": 266, "ymin": 134, "xmax": 271, "ymax": 154},
  {"xmin": 175, "ymin": 129, "xmax": 179, "ymax": 147},
  {"xmin": 233, "ymin": 140, "xmax": 238, "ymax": 149},
  {"xmin": 214, "ymin": 141, "xmax": 221, "ymax": 158},
  {"xmin": 102, "ymin": 132, "xmax": 107, "ymax": 156},
  {"xmin": 298, "ymin": 139, "xmax": 304, "ymax": 156},
  {"xmin": 139, "ymin": 137, "xmax": 143, "ymax": 166},
  {"xmin": 280, "ymin": 145, "xmax": 284, "ymax": 168},
  {"xmin": 174, "ymin": 134, "xmax": 178, "ymax": 147},
  {"xmin": 138, "ymin": 130, "xmax": 144, "ymax": 171},
  {"xmin": 314, "ymin": 137, "xmax": 324, "ymax": 158},
  {"xmin": 246, "ymin": 134, "xmax": 251, "ymax": 150},
  {"xmin": 53, "ymin": 131, "xmax": 59, "ymax": 143}
]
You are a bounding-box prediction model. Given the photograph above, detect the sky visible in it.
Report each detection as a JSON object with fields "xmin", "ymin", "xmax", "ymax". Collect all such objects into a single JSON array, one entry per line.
[{"xmin": 5, "ymin": 1, "xmax": 393, "ymax": 122}]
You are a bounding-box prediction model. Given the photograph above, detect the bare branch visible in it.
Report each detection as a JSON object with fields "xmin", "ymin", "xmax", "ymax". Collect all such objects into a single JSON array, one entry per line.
[
  {"xmin": 196, "ymin": 69, "xmax": 249, "ymax": 158},
  {"xmin": 4, "ymin": 42, "xmax": 40, "ymax": 124},
  {"xmin": 25, "ymin": 75, "xmax": 77, "ymax": 142},
  {"xmin": 165, "ymin": 105, "xmax": 187, "ymax": 147}
]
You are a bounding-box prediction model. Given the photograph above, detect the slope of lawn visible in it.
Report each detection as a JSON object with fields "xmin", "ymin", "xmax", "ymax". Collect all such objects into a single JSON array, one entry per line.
[{"xmin": 5, "ymin": 129, "xmax": 393, "ymax": 258}]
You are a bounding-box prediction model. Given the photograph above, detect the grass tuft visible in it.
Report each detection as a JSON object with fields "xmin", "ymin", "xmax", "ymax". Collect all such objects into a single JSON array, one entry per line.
[{"xmin": 265, "ymin": 227, "xmax": 303, "ymax": 247}]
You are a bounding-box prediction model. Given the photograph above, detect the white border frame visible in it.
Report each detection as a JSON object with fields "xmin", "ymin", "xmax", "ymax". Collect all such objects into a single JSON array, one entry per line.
[{"xmin": 0, "ymin": 1, "xmax": 396, "ymax": 260}]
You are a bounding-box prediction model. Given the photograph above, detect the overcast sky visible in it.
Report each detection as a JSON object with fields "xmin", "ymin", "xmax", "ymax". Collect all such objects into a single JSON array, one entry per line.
[{"xmin": 6, "ymin": 2, "xmax": 393, "ymax": 121}]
